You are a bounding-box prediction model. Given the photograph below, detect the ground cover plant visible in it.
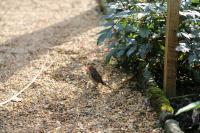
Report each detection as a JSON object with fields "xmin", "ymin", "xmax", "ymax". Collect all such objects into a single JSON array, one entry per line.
[
  {"xmin": 98, "ymin": 0, "xmax": 200, "ymax": 132},
  {"xmin": 98, "ymin": 0, "xmax": 199, "ymax": 88}
]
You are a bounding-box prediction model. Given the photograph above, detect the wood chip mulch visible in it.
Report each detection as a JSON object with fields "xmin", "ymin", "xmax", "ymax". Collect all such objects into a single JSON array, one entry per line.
[{"xmin": 0, "ymin": 0, "xmax": 162, "ymax": 132}]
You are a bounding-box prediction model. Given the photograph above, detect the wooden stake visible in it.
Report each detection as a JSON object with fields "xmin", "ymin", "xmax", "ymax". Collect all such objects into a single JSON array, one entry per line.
[{"xmin": 164, "ymin": 0, "xmax": 180, "ymax": 97}]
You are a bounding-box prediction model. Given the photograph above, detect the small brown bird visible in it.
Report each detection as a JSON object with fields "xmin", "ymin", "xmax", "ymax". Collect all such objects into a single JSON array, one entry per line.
[{"xmin": 86, "ymin": 64, "xmax": 112, "ymax": 89}]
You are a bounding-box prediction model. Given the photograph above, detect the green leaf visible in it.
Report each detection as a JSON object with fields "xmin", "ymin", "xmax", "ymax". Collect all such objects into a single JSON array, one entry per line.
[
  {"xmin": 188, "ymin": 53, "xmax": 197, "ymax": 64},
  {"xmin": 97, "ymin": 29, "xmax": 113, "ymax": 45},
  {"xmin": 115, "ymin": 10, "xmax": 133, "ymax": 18},
  {"xmin": 181, "ymin": 32, "xmax": 193, "ymax": 39},
  {"xmin": 175, "ymin": 101, "xmax": 200, "ymax": 116},
  {"xmin": 138, "ymin": 44, "xmax": 150, "ymax": 59},
  {"xmin": 108, "ymin": 41, "xmax": 117, "ymax": 49},
  {"xmin": 103, "ymin": 13, "xmax": 115, "ymax": 19},
  {"xmin": 143, "ymin": 64, "xmax": 151, "ymax": 80},
  {"xmin": 193, "ymin": 70, "xmax": 200, "ymax": 83},
  {"xmin": 97, "ymin": 33, "xmax": 107, "ymax": 45},
  {"xmin": 117, "ymin": 49, "xmax": 126, "ymax": 57},
  {"xmin": 125, "ymin": 25, "xmax": 137, "ymax": 32},
  {"xmin": 98, "ymin": 28, "xmax": 111, "ymax": 35},
  {"xmin": 126, "ymin": 45, "xmax": 137, "ymax": 57},
  {"xmin": 176, "ymin": 43, "xmax": 190, "ymax": 53},
  {"xmin": 102, "ymin": 22, "xmax": 114, "ymax": 27},
  {"xmin": 105, "ymin": 54, "xmax": 112, "ymax": 64},
  {"xmin": 115, "ymin": 23, "xmax": 124, "ymax": 32},
  {"xmin": 138, "ymin": 28, "xmax": 150, "ymax": 38},
  {"xmin": 104, "ymin": 48, "xmax": 119, "ymax": 64},
  {"xmin": 192, "ymin": 0, "xmax": 199, "ymax": 4},
  {"xmin": 106, "ymin": 29, "xmax": 113, "ymax": 39}
]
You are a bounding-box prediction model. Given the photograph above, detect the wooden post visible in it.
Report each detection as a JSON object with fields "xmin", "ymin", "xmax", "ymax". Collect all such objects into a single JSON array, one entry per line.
[{"xmin": 164, "ymin": 0, "xmax": 180, "ymax": 97}]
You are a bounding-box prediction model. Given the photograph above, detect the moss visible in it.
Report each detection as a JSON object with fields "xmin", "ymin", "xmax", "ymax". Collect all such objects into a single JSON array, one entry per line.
[{"xmin": 146, "ymin": 85, "xmax": 174, "ymax": 113}]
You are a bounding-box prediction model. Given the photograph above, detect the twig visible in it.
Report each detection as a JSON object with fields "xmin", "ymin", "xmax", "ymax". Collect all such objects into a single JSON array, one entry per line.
[{"xmin": 0, "ymin": 60, "xmax": 54, "ymax": 106}]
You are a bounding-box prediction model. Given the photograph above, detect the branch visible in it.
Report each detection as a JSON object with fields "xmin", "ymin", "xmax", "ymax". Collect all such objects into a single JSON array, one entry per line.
[{"xmin": 0, "ymin": 60, "xmax": 54, "ymax": 106}]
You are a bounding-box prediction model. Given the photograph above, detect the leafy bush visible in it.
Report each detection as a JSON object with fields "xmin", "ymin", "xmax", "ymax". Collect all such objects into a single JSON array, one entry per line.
[
  {"xmin": 177, "ymin": 0, "xmax": 200, "ymax": 84},
  {"xmin": 175, "ymin": 100, "xmax": 200, "ymax": 129},
  {"xmin": 97, "ymin": 0, "xmax": 200, "ymax": 88}
]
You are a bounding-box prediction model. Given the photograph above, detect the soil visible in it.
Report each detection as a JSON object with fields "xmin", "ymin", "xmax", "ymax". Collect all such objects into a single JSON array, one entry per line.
[{"xmin": 0, "ymin": 0, "xmax": 162, "ymax": 132}]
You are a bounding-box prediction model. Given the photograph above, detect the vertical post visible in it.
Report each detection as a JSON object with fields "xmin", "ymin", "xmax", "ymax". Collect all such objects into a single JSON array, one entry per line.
[{"xmin": 164, "ymin": 0, "xmax": 180, "ymax": 97}]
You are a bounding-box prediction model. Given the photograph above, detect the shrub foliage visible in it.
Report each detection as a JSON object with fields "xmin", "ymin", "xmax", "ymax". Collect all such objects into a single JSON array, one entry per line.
[{"xmin": 98, "ymin": 0, "xmax": 200, "ymax": 88}]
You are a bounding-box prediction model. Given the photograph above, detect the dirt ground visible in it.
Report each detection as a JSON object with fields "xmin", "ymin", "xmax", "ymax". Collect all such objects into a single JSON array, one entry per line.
[{"xmin": 0, "ymin": 0, "xmax": 162, "ymax": 132}]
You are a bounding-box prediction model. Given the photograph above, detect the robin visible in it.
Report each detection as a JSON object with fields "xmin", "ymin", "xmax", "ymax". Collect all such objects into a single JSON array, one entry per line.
[{"xmin": 86, "ymin": 64, "xmax": 112, "ymax": 89}]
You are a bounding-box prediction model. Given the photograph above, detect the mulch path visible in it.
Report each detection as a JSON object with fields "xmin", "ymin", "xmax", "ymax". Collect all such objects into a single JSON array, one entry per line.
[{"xmin": 0, "ymin": 0, "xmax": 162, "ymax": 132}]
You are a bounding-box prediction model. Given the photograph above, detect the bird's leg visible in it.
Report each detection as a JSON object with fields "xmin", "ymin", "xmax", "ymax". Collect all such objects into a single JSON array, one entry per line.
[
  {"xmin": 86, "ymin": 80, "xmax": 98, "ymax": 89},
  {"xmin": 92, "ymin": 82, "xmax": 98, "ymax": 89},
  {"xmin": 86, "ymin": 82, "xmax": 90, "ymax": 89}
]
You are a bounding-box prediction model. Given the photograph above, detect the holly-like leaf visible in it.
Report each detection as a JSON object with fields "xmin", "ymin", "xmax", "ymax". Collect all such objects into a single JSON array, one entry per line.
[
  {"xmin": 137, "ymin": 12, "xmax": 149, "ymax": 19},
  {"xmin": 180, "ymin": 10, "xmax": 200, "ymax": 18},
  {"xmin": 188, "ymin": 52, "xmax": 197, "ymax": 64},
  {"xmin": 117, "ymin": 49, "xmax": 126, "ymax": 57},
  {"xmin": 176, "ymin": 43, "xmax": 190, "ymax": 53},
  {"xmin": 115, "ymin": 10, "xmax": 134, "ymax": 18},
  {"xmin": 105, "ymin": 53, "xmax": 112, "ymax": 64},
  {"xmin": 114, "ymin": 23, "xmax": 124, "ymax": 32},
  {"xmin": 106, "ymin": 29, "xmax": 113, "ymax": 38},
  {"xmin": 102, "ymin": 22, "xmax": 114, "ymax": 27},
  {"xmin": 128, "ymin": 39, "xmax": 136, "ymax": 44},
  {"xmin": 138, "ymin": 44, "xmax": 150, "ymax": 58},
  {"xmin": 138, "ymin": 28, "xmax": 150, "ymax": 38},
  {"xmin": 103, "ymin": 13, "xmax": 115, "ymax": 19},
  {"xmin": 126, "ymin": 45, "xmax": 137, "ymax": 57},
  {"xmin": 108, "ymin": 2, "xmax": 121, "ymax": 10},
  {"xmin": 97, "ymin": 29, "xmax": 113, "ymax": 45},
  {"xmin": 97, "ymin": 33, "xmax": 107, "ymax": 45},
  {"xmin": 104, "ymin": 48, "xmax": 119, "ymax": 64},
  {"xmin": 180, "ymin": 32, "xmax": 193, "ymax": 39},
  {"xmin": 125, "ymin": 25, "xmax": 137, "ymax": 32},
  {"xmin": 193, "ymin": 70, "xmax": 200, "ymax": 83},
  {"xmin": 175, "ymin": 101, "xmax": 200, "ymax": 116},
  {"xmin": 143, "ymin": 64, "xmax": 152, "ymax": 80},
  {"xmin": 108, "ymin": 41, "xmax": 117, "ymax": 49}
]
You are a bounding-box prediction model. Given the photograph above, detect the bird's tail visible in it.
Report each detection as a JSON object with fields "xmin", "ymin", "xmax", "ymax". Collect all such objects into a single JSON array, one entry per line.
[{"xmin": 102, "ymin": 82, "xmax": 112, "ymax": 89}]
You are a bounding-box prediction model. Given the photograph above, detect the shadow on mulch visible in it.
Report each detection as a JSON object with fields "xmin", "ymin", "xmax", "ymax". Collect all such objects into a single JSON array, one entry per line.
[
  {"xmin": 0, "ymin": 65, "xmax": 159, "ymax": 132},
  {"xmin": 0, "ymin": 47, "xmax": 160, "ymax": 132},
  {"xmin": 0, "ymin": 7, "xmax": 100, "ymax": 82},
  {"xmin": 47, "ymin": 61, "xmax": 157, "ymax": 132}
]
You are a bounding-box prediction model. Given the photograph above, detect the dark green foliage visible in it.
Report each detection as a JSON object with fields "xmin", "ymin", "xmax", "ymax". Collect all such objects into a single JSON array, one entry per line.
[
  {"xmin": 98, "ymin": 0, "xmax": 200, "ymax": 88},
  {"xmin": 177, "ymin": 1, "xmax": 200, "ymax": 84},
  {"xmin": 146, "ymin": 85, "xmax": 174, "ymax": 113}
]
